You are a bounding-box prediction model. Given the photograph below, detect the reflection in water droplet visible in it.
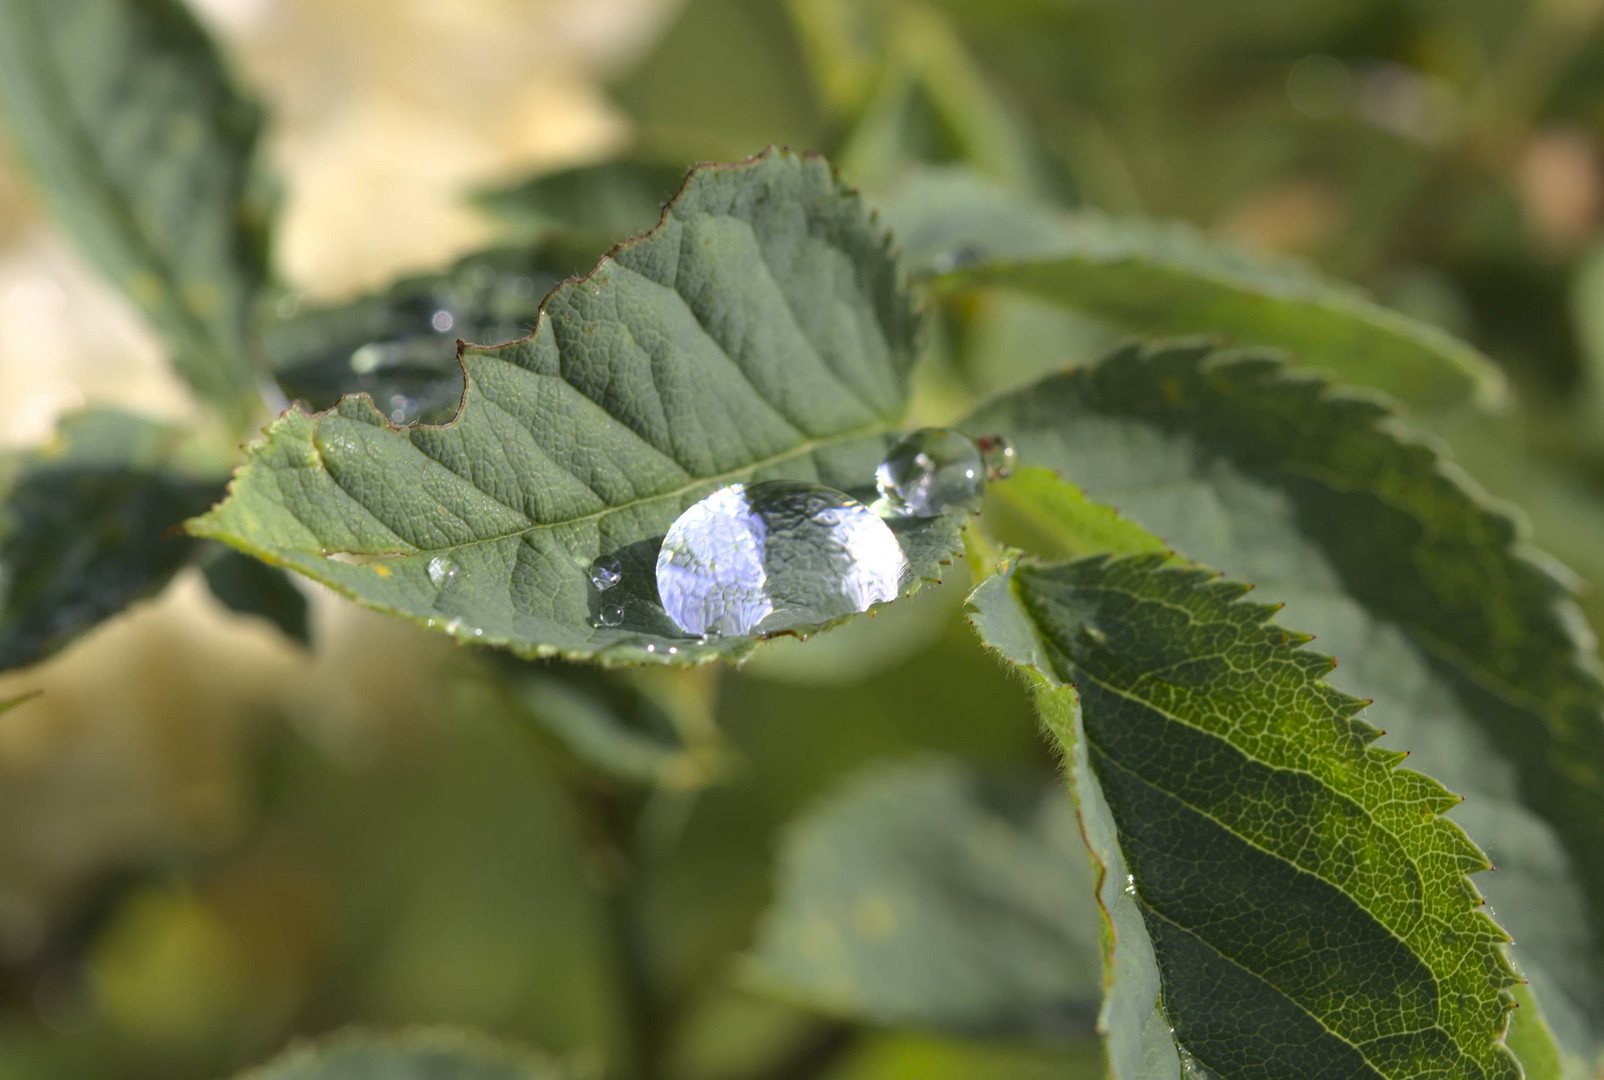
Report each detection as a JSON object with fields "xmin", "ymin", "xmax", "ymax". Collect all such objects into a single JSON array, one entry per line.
[
  {"xmin": 656, "ymin": 481, "xmax": 905, "ymax": 638},
  {"xmin": 875, "ymin": 428, "xmax": 985, "ymax": 517},
  {"xmin": 590, "ymin": 557, "xmax": 622, "ymax": 591},
  {"xmin": 975, "ymin": 434, "xmax": 1016, "ymax": 479},
  {"xmin": 597, "ymin": 603, "xmax": 624, "ymax": 627},
  {"xmin": 427, "ymin": 555, "xmax": 460, "ymax": 588}
]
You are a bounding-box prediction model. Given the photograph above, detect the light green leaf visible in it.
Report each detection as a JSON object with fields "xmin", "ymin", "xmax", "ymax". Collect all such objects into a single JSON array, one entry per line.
[
  {"xmin": 0, "ymin": 0, "xmax": 271, "ymax": 427},
  {"xmin": 235, "ymin": 1027, "xmax": 567, "ymax": 1080},
  {"xmin": 190, "ymin": 149, "xmax": 957, "ymax": 666},
  {"xmin": 744, "ymin": 755, "xmax": 1102, "ymax": 1038},
  {"xmin": 878, "ymin": 167, "xmax": 1506, "ymax": 409},
  {"xmin": 963, "ymin": 343, "xmax": 1604, "ymax": 1067},
  {"xmin": 472, "ymin": 161, "xmax": 687, "ymax": 264},
  {"xmin": 0, "ymin": 410, "xmax": 223, "ymax": 671},
  {"xmin": 266, "ymin": 248, "xmax": 565, "ymax": 427},
  {"xmin": 969, "ymin": 554, "xmax": 1521, "ymax": 1079},
  {"xmin": 199, "ymin": 545, "xmax": 310, "ymax": 645}
]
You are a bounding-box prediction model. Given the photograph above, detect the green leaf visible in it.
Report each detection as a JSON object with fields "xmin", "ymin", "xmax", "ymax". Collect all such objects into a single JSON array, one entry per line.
[
  {"xmin": 498, "ymin": 659, "xmax": 726, "ymax": 787},
  {"xmin": 744, "ymin": 755, "xmax": 1102, "ymax": 1038},
  {"xmin": 0, "ymin": 410, "xmax": 223, "ymax": 671},
  {"xmin": 472, "ymin": 161, "xmax": 688, "ymax": 265},
  {"xmin": 189, "ymin": 148, "xmax": 957, "ymax": 666},
  {"xmin": 0, "ymin": 0, "xmax": 271, "ymax": 428},
  {"xmin": 266, "ymin": 248, "xmax": 565, "ymax": 427},
  {"xmin": 878, "ymin": 167, "xmax": 1506, "ymax": 409},
  {"xmin": 963, "ymin": 343, "xmax": 1604, "ymax": 1066},
  {"xmin": 199, "ymin": 545, "xmax": 310, "ymax": 645},
  {"xmin": 969, "ymin": 554, "xmax": 1521, "ymax": 1079},
  {"xmin": 235, "ymin": 1026, "xmax": 567, "ymax": 1079}
]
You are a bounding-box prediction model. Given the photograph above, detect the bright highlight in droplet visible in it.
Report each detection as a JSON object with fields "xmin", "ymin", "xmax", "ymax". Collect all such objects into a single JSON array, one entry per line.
[{"xmin": 655, "ymin": 481, "xmax": 905, "ymax": 638}]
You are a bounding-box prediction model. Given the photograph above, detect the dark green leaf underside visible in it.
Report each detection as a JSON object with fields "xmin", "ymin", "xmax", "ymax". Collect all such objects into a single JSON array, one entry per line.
[
  {"xmin": 200, "ymin": 545, "xmax": 310, "ymax": 645},
  {"xmin": 472, "ymin": 160, "xmax": 687, "ymax": 254},
  {"xmin": 963, "ymin": 344, "xmax": 1604, "ymax": 1062},
  {"xmin": 970, "ymin": 555, "xmax": 1519, "ymax": 1080},
  {"xmin": 0, "ymin": 0, "xmax": 270, "ymax": 425},
  {"xmin": 235, "ymin": 1027, "xmax": 565, "ymax": 1080},
  {"xmin": 265, "ymin": 248, "xmax": 565, "ymax": 427},
  {"xmin": 191, "ymin": 149, "xmax": 957, "ymax": 666},
  {"xmin": 0, "ymin": 410, "xmax": 223, "ymax": 671},
  {"xmin": 744, "ymin": 755, "xmax": 1102, "ymax": 1039},
  {"xmin": 879, "ymin": 167, "xmax": 1504, "ymax": 409}
]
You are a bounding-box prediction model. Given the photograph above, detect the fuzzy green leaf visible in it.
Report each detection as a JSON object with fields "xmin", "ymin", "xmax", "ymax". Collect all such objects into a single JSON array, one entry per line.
[
  {"xmin": 0, "ymin": 410, "xmax": 223, "ymax": 671},
  {"xmin": 0, "ymin": 0, "xmax": 271, "ymax": 427},
  {"xmin": 199, "ymin": 545, "xmax": 310, "ymax": 645},
  {"xmin": 880, "ymin": 167, "xmax": 1505, "ymax": 409},
  {"xmin": 969, "ymin": 554, "xmax": 1520, "ymax": 1079},
  {"xmin": 190, "ymin": 149, "xmax": 957, "ymax": 666},
  {"xmin": 964, "ymin": 342, "xmax": 1604, "ymax": 1067},
  {"xmin": 472, "ymin": 161, "xmax": 687, "ymax": 264},
  {"xmin": 236, "ymin": 1027, "xmax": 566, "ymax": 1080},
  {"xmin": 266, "ymin": 248, "xmax": 565, "ymax": 427},
  {"xmin": 744, "ymin": 755, "xmax": 1102, "ymax": 1038}
]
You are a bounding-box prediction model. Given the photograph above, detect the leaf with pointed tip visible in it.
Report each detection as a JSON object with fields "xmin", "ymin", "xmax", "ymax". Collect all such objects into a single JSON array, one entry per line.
[
  {"xmin": 235, "ymin": 1027, "xmax": 567, "ymax": 1080},
  {"xmin": 744, "ymin": 755, "xmax": 1102, "ymax": 1039},
  {"xmin": 0, "ymin": 0, "xmax": 271, "ymax": 428},
  {"xmin": 969, "ymin": 553, "xmax": 1521, "ymax": 1080},
  {"xmin": 265, "ymin": 248, "xmax": 565, "ymax": 427},
  {"xmin": 0, "ymin": 410, "xmax": 224, "ymax": 672},
  {"xmin": 963, "ymin": 343, "xmax": 1604, "ymax": 1068},
  {"xmin": 189, "ymin": 149, "xmax": 959, "ymax": 667},
  {"xmin": 878, "ymin": 167, "xmax": 1505, "ymax": 409}
]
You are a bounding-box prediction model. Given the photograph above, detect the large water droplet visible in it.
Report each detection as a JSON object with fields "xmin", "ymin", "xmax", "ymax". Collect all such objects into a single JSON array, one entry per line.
[
  {"xmin": 427, "ymin": 555, "xmax": 460, "ymax": 588},
  {"xmin": 656, "ymin": 481, "xmax": 905, "ymax": 638},
  {"xmin": 875, "ymin": 428, "xmax": 985, "ymax": 517}
]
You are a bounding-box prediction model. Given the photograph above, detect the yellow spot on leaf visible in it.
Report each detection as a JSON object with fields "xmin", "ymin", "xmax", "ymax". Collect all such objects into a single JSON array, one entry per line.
[{"xmin": 373, "ymin": 565, "xmax": 392, "ymax": 578}]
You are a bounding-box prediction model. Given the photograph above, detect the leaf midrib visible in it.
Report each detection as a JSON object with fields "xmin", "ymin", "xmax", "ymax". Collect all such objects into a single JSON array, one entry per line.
[{"xmin": 310, "ymin": 416, "xmax": 894, "ymax": 558}]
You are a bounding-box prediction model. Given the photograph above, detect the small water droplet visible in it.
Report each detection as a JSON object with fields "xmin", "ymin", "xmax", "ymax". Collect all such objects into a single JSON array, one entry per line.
[
  {"xmin": 596, "ymin": 603, "xmax": 624, "ymax": 628},
  {"xmin": 589, "ymin": 556, "xmax": 622, "ymax": 591},
  {"xmin": 389, "ymin": 393, "xmax": 418, "ymax": 425},
  {"xmin": 445, "ymin": 617, "xmax": 464, "ymax": 634},
  {"xmin": 667, "ymin": 646, "xmax": 678, "ymax": 655},
  {"xmin": 657, "ymin": 481, "xmax": 905, "ymax": 638},
  {"xmin": 975, "ymin": 434, "xmax": 1016, "ymax": 479},
  {"xmin": 1123, "ymin": 873, "xmax": 1137, "ymax": 896},
  {"xmin": 427, "ymin": 555, "xmax": 460, "ymax": 588},
  {"xmin": 875, "ymin": 428, "xmax": 985, "ymax": 517},
  {"xmin": 1082, "ymin": 625, "xmax": 1107, "ymax": 646},
  {"xmin": 645, "ymin": 643, "xmax": 657, "ymax": 653},
  {"xmin": 431, "ymin": 309, "xmax": 455, "ymax": 333}
]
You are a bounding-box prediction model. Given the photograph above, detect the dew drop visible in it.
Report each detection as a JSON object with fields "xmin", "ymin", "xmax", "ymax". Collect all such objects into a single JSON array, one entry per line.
[
  {"xmin": 875, "ymin": 428, "xmax": 985, "ymax": 517},
  {"xmin": 596, "ymin": 603, "xmax": 624, "ymax": 628},
  {"xmin": 589, "ymin": 556, "xmax": 622, "ymax": 591},
  {"xmin": 427, "ymin": 555, "xmax": 460, "ymax": 588},
  {"xmin": 975, "ymin": 434, "xmax": 1016, "ymax": 479},
  {"xmin": 445, "ymin": 617, "xmax": 464, "ymax": 634},
  {"xmin": 656, "ymin": 481, "xmax": 905, "ymax": 638}
]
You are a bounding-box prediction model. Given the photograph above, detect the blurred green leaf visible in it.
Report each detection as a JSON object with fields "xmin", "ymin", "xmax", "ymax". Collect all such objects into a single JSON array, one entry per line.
[
  {"xmin": 265, "ymin": 249, "xmax": 565, "ymax": 427},
  {"xmin": 235, "ymin": 1027, "xmax": 568, "ymax": 1079},
  {"xmin": 744, "ymin": 755, "xmax": 1101, "ymax": 1039},
  {"xmin": 190, "ymin": 149, "xmax": 958, "ymax": 667},
  {"xmin": 472, "ymin": 162, "xmax": 687, "ymax": 265},
  {"xmin": 498, "ymin": 660, "xmax": 726, "ymax": 787},
  {"xmin": 970, "ymin": 554, "xmax": 1521, "ymax": 1079},
  {"xmin": 879, "ymin": 166, "xmax": 1508, "ymax": 408},
  {"xmin": 821, "ymin": 1030, "xmax": 1103, "ymax": 1079},
  {"xmin": 199, "ymin": 545, "xmax": 310, "ymax": 646},
  {"xmin": 0, "ymin": 410, "xmax": 223, "ymax": 671},
  {"xmin": 964, "ymin": 343, "xmax": 1604, "ymax": 1066},
  {"xmin": 0, "ymin": 0, "xmax": 271, "ymax": 428},
  {"xmin": 612, "ymin": 0, "xmax": 824, "ymax": 160}
]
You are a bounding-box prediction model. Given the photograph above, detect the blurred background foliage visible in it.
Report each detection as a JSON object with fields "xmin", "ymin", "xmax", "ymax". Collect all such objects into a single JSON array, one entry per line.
[{"xmin": 1, "ymin": 0, "xmax": 1603, "ymax": 1076}]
